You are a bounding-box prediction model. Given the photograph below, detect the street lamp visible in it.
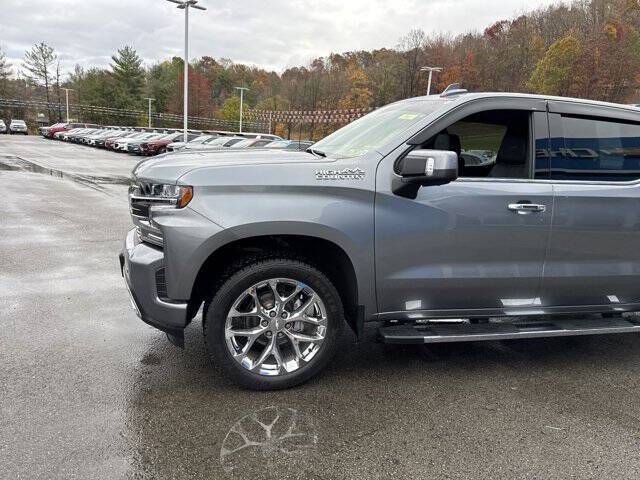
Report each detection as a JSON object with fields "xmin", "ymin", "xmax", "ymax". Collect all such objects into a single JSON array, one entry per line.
[
  {"xmin": 166, "ymin": 0, "xmax": 207, "ymax": 142},
  {"xmin": 144, "ymin": 97, "xmax": 155, "ymax": 128},
  {"xmin": 235, "ymin": 86, "xmax": 248, "ymax": 133},
  {"xmin": 61, "ymin": 88, "xmax": 74, "ymax": 122},
  {"xmin": 420, "ymin": 66, "xmax": 443, "ymax": 95}
]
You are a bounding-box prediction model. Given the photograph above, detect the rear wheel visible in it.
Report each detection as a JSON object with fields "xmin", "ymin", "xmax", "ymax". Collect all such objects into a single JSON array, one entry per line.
[
  {"xmin": 204, "ymin": 258, "xmax": 343, "ymax": 390},
  {"xmin": 158, "ymin": 146, "xmax": 167, "ymax": 155}
]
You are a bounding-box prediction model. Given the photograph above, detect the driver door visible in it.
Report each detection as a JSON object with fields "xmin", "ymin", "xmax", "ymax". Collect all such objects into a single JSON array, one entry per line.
[{"xmin": 374, "ymin": 108, "xmax": 553, "ymax": 319}]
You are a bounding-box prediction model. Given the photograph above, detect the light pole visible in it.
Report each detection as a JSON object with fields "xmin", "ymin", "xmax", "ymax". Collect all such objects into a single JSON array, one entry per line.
[
  {"xmin": 144, "ymin": 97, "xmax": 155, "ymax": 128},
  {"xmin": 235, "ymin": 86, "xmax": 248, "ymax": 133},
  {"xmin": 166, "ymin": 0, "xmax": 206, "ymax": 142},
  {"xmin": 62, "ymin": 88, "xmax": 74, "ymax": 122},
  {"xmin": 420, "ymin": 66, "xmax": 443, "ymax": 95}
]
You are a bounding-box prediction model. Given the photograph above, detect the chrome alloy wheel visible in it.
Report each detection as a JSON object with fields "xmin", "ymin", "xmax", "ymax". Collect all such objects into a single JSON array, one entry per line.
[{"xmin": 224, "ymin": 278, "xmax": 328, "ymax": 376}]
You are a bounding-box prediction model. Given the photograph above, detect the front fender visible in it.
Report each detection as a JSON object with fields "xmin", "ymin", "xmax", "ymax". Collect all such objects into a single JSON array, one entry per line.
[{"xmin": 169, "ymin": 220, "xmax": 376, "ymax": 318}]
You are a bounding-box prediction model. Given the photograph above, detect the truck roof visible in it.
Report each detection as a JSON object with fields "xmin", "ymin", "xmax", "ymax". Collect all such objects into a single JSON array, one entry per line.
[{"xmin": 393, "ymin": 91, "xmax": 640, "ymax": 114}]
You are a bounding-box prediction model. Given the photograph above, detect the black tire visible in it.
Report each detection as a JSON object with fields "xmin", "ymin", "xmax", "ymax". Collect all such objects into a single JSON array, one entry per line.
[
  {"xmin": 204, "ymin": 257, "xmax": 344, "ymax": 390},
  {"xmin": 158, "ymin": 146, "xmax": 167, "ymax": 155}
]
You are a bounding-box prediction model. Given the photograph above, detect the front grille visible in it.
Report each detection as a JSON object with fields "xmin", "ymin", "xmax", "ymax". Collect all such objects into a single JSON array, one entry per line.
[
  {"xmin": 155, "ymin": 268, "xmax": 168, "ymax": 299},
  {"xmin": 130, "ymin": 202, "xmax": 149, "ymax": 218},
  {"xmin": 129, "ymin": 181, "xmax": 164, "ymax": 247}
]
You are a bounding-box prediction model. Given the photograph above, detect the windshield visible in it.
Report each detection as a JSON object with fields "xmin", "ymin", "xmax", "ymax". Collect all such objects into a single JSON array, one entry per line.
[
  {"xmin": 205, "ymin": 136, "xmax": 235, "ymax": 146},
  {"xmin": 190, "ymin": 135, "xmax": 213, "ymax": 144},
  {"xmin": 310, "ymin": 101, "xmax": 447, "ymax": 158},
  {"xmin": 265, "ymin": 141, "xmax": 289, "ymax": 148},
  {"xmin": 157, "ymin": 133, "xmax": 178, "ymax": 141},
  {"xmin": 231, "ymin": 139, "xmax": 254, "ymax": 148}
]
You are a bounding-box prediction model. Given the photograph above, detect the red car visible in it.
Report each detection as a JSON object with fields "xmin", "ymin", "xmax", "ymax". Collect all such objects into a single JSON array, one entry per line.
[
  {"xmin": 44, "ymin": 123, "xmax": 70, "ymax": 138},
  {"xmin": 45, "ymin": 122, "xmax": 97, "ymax": 139},
  {"xmin": 140, "ymin": 132, "xmax": 198, "ymax": 156}
]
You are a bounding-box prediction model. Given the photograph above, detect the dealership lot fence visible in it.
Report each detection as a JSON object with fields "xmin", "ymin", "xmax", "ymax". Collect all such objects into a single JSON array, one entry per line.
[
  {"xmin": 248, "ymin": 107, "xmax": 374, "ymax": 124},
  {"xmin": 1, "ymin": 98, "xmax": 374, "ymax": 138},
  {"xmin": 0, "ymin": 98, "xmax": 267, "ymax": 131}
]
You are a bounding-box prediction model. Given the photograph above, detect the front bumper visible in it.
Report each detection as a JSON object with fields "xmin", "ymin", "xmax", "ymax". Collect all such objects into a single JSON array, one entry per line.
[{"xmin": 119, "ymin": 228, "xmax": 188, "ymax": 347}]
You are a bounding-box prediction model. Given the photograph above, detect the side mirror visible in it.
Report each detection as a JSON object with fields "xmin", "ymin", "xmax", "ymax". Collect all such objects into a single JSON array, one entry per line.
[{"xmin": 392, "ymin": 149, "xmax": 458, "ymax": 199}]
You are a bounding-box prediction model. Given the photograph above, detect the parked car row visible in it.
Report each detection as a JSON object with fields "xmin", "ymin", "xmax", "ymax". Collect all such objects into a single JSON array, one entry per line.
[
  {"xmin": 40, "ymin": 122, "xmax": 313, "ymax": 156},
  {"xmin": 0, "ymin": 119, "xmax": 29, "ymax": 135}
]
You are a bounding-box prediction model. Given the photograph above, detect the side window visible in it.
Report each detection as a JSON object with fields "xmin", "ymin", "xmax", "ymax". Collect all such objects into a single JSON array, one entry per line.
[
  {"xmin": 552, "ymin": 116, "xmax": 640, "ymax": 181},
  {"xmin": 422, "ymin": 110, "xmax": 531, "ymax": 179}
]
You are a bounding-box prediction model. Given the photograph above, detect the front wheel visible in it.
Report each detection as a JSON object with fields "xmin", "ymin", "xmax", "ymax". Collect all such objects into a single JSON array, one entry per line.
[{"xmin": 204, "ymin": 258, "xmax": 344, "ymax": 390}]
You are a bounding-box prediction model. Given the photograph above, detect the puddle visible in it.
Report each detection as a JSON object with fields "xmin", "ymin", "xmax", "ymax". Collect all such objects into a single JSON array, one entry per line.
[
  {"xmin": 219, "ymin": 406, "xmax": 318, "ymax": 478},
  {"xmin": 0, "ymin": 155, "xmax": 131, "ymax": 196}
]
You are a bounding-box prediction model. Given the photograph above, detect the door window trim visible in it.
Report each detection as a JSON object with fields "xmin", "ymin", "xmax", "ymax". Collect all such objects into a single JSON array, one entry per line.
[
  {"xmin": 404, "ymin": 104, "xmax": 541, "ymax": 183},
  {"xmin": 547, "ymin": 105, "xmax": 640, "ymax": 186}
]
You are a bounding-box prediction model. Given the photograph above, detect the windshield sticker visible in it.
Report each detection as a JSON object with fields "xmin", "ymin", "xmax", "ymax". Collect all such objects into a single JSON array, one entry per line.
[
  {"xmin": 398, "ymin": 113, "xmax": 419, "ymax": 120},
  {"xmin": 315, "ymin": 168, "xmax": 365, "ymax": 181}
]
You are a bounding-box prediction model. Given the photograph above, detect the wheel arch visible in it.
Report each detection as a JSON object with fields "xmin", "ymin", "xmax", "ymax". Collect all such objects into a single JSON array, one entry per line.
[{"xmin": 187, "ymin": 232, "xmax": 364, "ymax": 338}]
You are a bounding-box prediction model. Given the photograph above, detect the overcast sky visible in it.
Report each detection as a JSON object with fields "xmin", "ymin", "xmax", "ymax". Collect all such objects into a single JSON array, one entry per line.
[{"xmin": 1, "ymin": 0, "xmax": 561, "ymax": 76}]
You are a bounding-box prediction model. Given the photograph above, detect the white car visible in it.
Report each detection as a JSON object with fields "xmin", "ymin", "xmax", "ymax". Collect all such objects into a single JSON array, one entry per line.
[
  {"xmin": 185, "ymin": 136, "xmax": 245, "ymax": 151},
  {"xmin": 9, "ymin": 119, "xmax": 28, "ymax": 135},
  {"xmin": 166, "ymin": 134, "xmax": 216, "ymax": 152},
  {"xmin": 0, "ymin": 119, "xmax": 6, "ymax": 134},
  {"xmin": 113, "ymin": 132, "xmax": 156, "ymax": 152}
]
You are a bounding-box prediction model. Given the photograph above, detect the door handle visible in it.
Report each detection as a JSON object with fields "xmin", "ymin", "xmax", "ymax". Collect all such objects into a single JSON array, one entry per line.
[{"xmin": 508, "ymin": 202, "xmax": 546, "ymax": 214}]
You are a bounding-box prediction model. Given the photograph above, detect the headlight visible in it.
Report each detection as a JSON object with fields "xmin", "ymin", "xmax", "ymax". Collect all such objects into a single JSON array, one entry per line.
[{"xmin": 129, "ymin": 183, "xmax": 193, "ymax": 209}]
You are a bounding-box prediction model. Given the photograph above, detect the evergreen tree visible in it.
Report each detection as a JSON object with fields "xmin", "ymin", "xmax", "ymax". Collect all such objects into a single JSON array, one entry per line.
[
  {"xmin": 0, "ymin": 47, "xmax": 11, "ymax": 97},
  {"xmin": 110, "ymin": 46, "xmax": 145, "ymax": 109}
]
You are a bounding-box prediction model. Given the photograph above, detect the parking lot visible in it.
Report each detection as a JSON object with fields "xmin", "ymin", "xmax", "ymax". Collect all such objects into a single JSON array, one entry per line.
[{"xmin": 4, "ymin": 133, "xmax": 640, "ymax": 479}]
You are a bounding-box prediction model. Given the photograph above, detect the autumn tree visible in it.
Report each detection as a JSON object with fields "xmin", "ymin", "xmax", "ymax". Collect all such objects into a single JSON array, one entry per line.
[
  {"xmin": 338, "ymin": 64, "xmax": 373, "ymax": 109},
  {"xmin": 167, "ymin": 66, "xmax": 212, "ymax": 118},
  {"xmin": 528, "ymin": 34, "xmax": 582, "ymax": 95},
  {"xmin": 218, "ymin": 95, "xmax": 246, "ymax": 123},
  {"xmin": 397, "ymin": 29, "xmax": 427, "ymax": 97}
]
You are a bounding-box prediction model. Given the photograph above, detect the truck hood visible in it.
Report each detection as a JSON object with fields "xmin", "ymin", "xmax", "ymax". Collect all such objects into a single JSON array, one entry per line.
[{"xmin": 132, "ymin": 148, "xmax": 331, "ymax": 183}]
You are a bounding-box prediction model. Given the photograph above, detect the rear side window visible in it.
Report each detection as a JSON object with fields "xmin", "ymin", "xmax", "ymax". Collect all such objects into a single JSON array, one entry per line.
[{"xmin": 552, "ymin": 116, "xmax": 640, "ymax": 181}]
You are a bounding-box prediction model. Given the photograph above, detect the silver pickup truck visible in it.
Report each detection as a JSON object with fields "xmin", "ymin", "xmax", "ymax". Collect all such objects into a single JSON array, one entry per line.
[{"xmin": 120, "ymin": 90, "xmax": 640, "ymax": 389}]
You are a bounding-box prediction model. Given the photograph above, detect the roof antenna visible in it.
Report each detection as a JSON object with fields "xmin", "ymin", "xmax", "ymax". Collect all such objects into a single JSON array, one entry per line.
[{"xmin": 440, "ymin": 83, "xmax": 469, "ymax": 97}]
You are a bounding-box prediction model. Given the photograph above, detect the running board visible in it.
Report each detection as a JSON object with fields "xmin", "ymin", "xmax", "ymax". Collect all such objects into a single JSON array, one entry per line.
[{"xmin": 378, "ymin": 317, "xmax": 640, "ymax": 344}]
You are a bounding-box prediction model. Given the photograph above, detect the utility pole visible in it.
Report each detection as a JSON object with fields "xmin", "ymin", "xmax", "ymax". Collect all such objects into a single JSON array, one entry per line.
[
  {"xmin": 144, "ymin": 97, "xmax": 155, "ymax": 128},
  {"xmin": 420, "ymin": 66, "xmax": 443, "ymax": 95},
  {"xmin": 166, "ymin": 0, "xmax": 207, "ymax": 142},
  {"xmin": 235, "ymin": 86, "xmax": 248, "ymax": 133},
  {"xmin": 62, "ymin": 88, "xmax": 74, "ymax": 122}
]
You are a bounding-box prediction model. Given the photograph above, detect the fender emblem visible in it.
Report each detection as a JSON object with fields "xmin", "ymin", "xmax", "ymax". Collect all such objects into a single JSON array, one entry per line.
[{"xmin": 315, "ymin": 168, "xmax": 365, "ymax": 181}]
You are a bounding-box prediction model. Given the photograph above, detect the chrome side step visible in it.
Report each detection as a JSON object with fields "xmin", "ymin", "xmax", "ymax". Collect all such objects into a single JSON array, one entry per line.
[{"xmin": 378, "ymin": 317, "xmax": 640, "ymax": 344}]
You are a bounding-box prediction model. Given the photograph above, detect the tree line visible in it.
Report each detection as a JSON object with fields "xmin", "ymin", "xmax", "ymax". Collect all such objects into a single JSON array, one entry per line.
[{"xmin": 1, "ymin": 0, "xmax": 640, "ymax": 138}]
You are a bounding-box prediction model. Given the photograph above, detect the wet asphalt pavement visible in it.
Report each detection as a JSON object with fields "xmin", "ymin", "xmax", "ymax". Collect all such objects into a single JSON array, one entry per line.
[{"xmin": 3, "ymin": 135, "xmax": 640, "ymax": 479}]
